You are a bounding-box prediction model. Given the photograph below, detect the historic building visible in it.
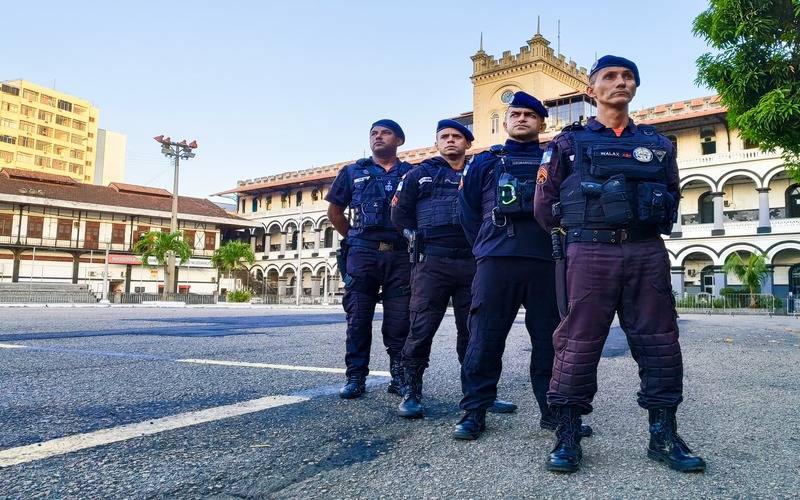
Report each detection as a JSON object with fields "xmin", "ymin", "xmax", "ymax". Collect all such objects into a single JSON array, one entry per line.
[
  {"xmin": 0, "ymin": 168, "xmax": 256, "ymax": 295},
  {"xmin": 218, "ymin": 30, "xmax": 800, "ymax": 302},
  {"xmin": 0, "ymin": 79, "xmax": 126, "ymax": 185}
]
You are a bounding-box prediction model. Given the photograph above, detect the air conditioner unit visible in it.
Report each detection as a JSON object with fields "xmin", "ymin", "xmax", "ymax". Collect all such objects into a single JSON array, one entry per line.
[{"xmin": 88, "ymin": 271, "xmax": 97, "ymax": 277}]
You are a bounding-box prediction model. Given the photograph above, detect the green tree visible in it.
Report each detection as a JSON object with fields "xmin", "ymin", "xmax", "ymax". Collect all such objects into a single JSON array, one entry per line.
[
  {"xmin": 211, "ymin": 240, "xmax": 255, "ymax": 293},
  {"xmin": 723, "ymin": 251, "xmax": 768, "ymax": 307},
  {"xmin": 132, "ymin": 230, "xmax": 192, "ymax": 297},
  {"xmin": 693, "ymin": 0, "xmax": 800, "ymax": 179}
]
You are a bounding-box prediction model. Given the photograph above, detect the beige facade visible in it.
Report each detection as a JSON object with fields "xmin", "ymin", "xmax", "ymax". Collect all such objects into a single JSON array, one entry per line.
[{"xmin": 94, "ymin": 129, "xmax": 127, "ymax": 185}]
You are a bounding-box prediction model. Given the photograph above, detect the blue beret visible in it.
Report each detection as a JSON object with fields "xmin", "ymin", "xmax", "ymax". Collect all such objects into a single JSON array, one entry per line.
[
  {"xmin": 508, "ymin": 91, "xmax": 548, "ymax": 118},
  {"xmin": 436, "ymin": 119, "xmax": 474, "ymax": 142},
  {"xmin": 371, "ymin": 119, "xmax": 405, "ymax": 142},
  {"xmin": 590, "ymin": 55, "xmax": 640, "ymax": 87}
]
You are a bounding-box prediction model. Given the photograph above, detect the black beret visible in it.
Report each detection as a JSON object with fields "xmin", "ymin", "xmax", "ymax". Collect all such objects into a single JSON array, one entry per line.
[
  {"xmin": 371, "ymin": 119, "xmax": 405, "ymax": 141},
  {"xmin": 508, "ymin": 91, "xmax": 548, "ymax": 118},
  {"xmin": 436, "ymin": 119, "xmax": 474, "ymax": 142},
  {"xmin": 590, "ymin": 55, "xmax": 640, "ymax": 87}
]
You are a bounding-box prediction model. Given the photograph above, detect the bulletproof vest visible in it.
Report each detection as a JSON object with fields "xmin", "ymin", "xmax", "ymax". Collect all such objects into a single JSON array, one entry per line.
[
  {"xmin": 350, "ymin": 160, "xmax": 405, "ymax": 233},
  {"xmin": 481, "ymin": 145, "xmax": 541, "ymax": 224},
  {"xmin": 558, "ymin": 125, "xmax": 674, "ymax": 231},
  {"xmin": 414, "ymin": 165, "xmax": 463, "ymax": 240}
]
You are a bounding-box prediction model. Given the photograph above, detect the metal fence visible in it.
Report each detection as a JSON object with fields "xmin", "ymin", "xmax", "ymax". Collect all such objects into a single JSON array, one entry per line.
[
  {"xmin": 0, "ymin": 291, "xmax": 99, "ymax": 303},
  {"xmin": 111, "ymin": 293, "xmax": 218, "ymax": 305},
  {"xmin": 675, "ymin": 293, "xmax": 781, "ymax": 315}
]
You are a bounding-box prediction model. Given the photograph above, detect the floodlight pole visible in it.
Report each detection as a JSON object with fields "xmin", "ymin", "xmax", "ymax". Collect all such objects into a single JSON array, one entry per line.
[{"xmin": 155, "ymin": 136, "xmax": 197, "ymax": 294}]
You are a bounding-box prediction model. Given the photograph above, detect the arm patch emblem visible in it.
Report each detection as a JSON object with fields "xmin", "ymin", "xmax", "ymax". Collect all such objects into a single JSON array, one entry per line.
[{"xmin": 536, "ymin": 166, "xmax": 549, "ymax": 185}]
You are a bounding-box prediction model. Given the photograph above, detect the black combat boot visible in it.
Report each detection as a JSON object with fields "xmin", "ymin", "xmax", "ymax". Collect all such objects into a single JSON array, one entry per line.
[
  {"xmin": 487, "ymin": 398, "xmax": 518, "ymax": 413},
  {"xmin": 647, "ymin": 407, "xmax": 706, "ymax": 472},
  {"xmin": 540, "ymin": 410, "xmax": 593, "ymax": 438},
  {"xmin": 397, "ymin": 364, "xmax": 425, "ymax": 419},
  {"xmin": 452, "ymin": 409, "xmax": 486, "ymax": 440},
  {"xmin": 339, "ymin": 375, "xmax": 366, "ymax": 399},
  {"xmin": 546, "ymin": 406, "xmax": 583, "ymax": 473},
  {"xmin": 387, "ymin": 356, "xmax": 404, "ymax": 396}
]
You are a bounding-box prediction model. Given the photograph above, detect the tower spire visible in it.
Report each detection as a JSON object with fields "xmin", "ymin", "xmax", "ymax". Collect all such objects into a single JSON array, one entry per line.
[
  {"xmin": 537, "ymin": 15, "xmax": 541, "ymax": 35},
  {"xmin": 479, "ymin": 31, "xmax": 484, "ymax": 52}
]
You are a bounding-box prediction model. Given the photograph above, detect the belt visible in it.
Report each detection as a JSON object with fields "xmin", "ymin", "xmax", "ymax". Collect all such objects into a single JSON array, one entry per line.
[
  {"xmin": 422, "ymin": 245, "xmax": 473, "ymax": 259},
  {"xmin": 348, "ymin": 238, "xmax": 405, "ymax": 252},
  {"xmin": 565, "ymin": 228, "xmax": 659, "ymax": 244}
]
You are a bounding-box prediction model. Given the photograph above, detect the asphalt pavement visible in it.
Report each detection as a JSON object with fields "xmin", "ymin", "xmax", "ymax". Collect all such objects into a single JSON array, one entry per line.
[{"xmin": 0, "ymin": 307, "xmax": 798, "ymax": 498}]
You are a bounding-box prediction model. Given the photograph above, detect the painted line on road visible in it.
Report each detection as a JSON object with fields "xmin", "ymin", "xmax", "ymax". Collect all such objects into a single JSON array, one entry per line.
[
  {"xmin": 0, "ymin": 394, "xmax": 309, "ymax": 469},
  {"xmin": 0, "ymin": 343, "xmax": 391, "ymax": 377},
  {"xmin": 178, "ymin": 358, "xmax": 391, "ymax": 377}
]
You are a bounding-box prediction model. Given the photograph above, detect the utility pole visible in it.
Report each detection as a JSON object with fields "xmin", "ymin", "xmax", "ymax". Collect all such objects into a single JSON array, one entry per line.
[
  {"xmin": 295, "ymin": 197, "xmax": 304, "ymax": 306},
  {"xmin": 154, "ymin": 135, "xmax": 197, "ymax": 294}
]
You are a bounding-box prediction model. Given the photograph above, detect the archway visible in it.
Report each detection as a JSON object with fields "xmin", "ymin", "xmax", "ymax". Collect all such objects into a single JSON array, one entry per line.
[
  {"xmin": 717, "ymin": 174, "xmax": 759, "ymax": 222},
  {"xmin": 679, "ymin": 178, "xmax": 715, "ymax": 225},
  {"xmin": 681, "ymin": 250, "xmax": 716, "ymax": 294}
]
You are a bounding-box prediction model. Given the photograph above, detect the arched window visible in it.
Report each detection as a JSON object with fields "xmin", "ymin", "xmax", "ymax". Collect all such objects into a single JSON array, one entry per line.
[
  {"xmin": 324, "ymin": 227, "xmax": 334, "ymax": 248},
  {"xmin": 290, "ymin": 230, "xmax": 298, "ymax": 250},
  {"xmin": 311, "ymin": 188, "xmax": 320, "ymax": 201},
  {"xmin": 295, "ymin": 190, "xmax": 303, "ymax": 207},
  {"xmin": 700, "ymin": 265, "xmax": 715, "ymax": 295},
  {"xmin": 666, "ymin": 134, "xmax": 678, "ymax": 152},
  {"xmin": 251, "ymin": 198, "xmax": 258, "ymax": 212},
  {"xmin": 490, "ymin": 113, "xmax": 499, "ymax": 135},
  {"xmin": 699, "ymin": 191, "xmax": 714, "ymax": 224},
  {"xmin": 281, "ymin": 193, "xmax": 289, "ymax": 208},
  {"xmin": 265, "ymin": 196, "xmax": 272, "ymax": 210},
  {"xmin": 786, "ymin": 184, "xmax": 800, "ymax": 218}
]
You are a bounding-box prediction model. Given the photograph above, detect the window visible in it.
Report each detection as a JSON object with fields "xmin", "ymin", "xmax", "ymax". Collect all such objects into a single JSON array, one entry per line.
[
  {"xmin": 787, "ymin": 184, "xmax": 800, "ymax": 218},
  {"xmin": 666, "ymin": 134, "xmax": 678, "ymax": 151},
  {"xmin": 38, "ymin": 125, "xmax": 53, "ymax": 137},
  {"xmin": 1, "ymin": 102, "xmax": 18, "ymax": 113},
  {"xmin": 34, "ymin": 156, "xmax": 51, "ymax": 167},
  {"xmin": 27, "ymin": 216, "xmax": 43, "ymax": 239},
  {"xmin": 70, "ymin": 134, "xmax": 84, "ymax": 145},
  {"xmin": 18, "ymin": 136, "xmax": 34, "ymax": 148},
  {"xmin": 84, "ymin": 221, "xmax": 100, "ymax": 249},
  {"xmin": 111, "ymin": 223, "xmax": 126, "ymax": 244},
  {"xmin": 311, "ymin": 188, "xmax": 320, "ymax": 201},
  {"xmin": 38, "ymin": 110, "xmax": 53, "ymax": 122},
  {"xmin": 0, "ymin": 151, "xmax": 12, "ymax": 163},
  {"xmin": 72, "ymin": 120, "xmax": 87, "ymax": 131},
  {"xmin": 69, "ymin": 163, "xmax": 83, "ymax": 174},
  {"xmin": 19, "ymin": 121, "xmax": 35, "ymax": 133},
  {"xmin": 265, "ymin": 196, "xmax": 272, "ymax": 210},
  {"xmin": 56, "ymin": 219, "xmax": 72, "ymax": 240},
  {"xmin": 52, "ymin": 159, "xmax": 66, "ymax": 171},
  {"xmin": 204, "ymin": 232, "xmax": 216, "ymax": 250},
  {"xmin": 490, "ymin": 113, "xmax": 499, "ymax": 135},
  {"xmin": 295, "ymin": 190, "xmax": 303, "ymax": 207},
  {"xmin": 1, "ymin": 118, "xmax": 18, "ymax": 129},
  {"xmin": 73, "ymin": 105, "xmax": 86, "ymax": 115},
  {"xmin": 743, "ymin": 138, "xmax": 759, "ymax": 149},
  {"xmin": 22, "ymin": 89, "xmax": 38, "ymax": 101},
  {"xmin": 324, "ymin": 227, "xmax": 334, "ymax": 248},
  {"xmin": 40, "ymin": 94, "xmax": 55, "ymax": 107},
  {"xmin": 1, "ymin": 84, "xmax": 20, "ymax": 96},
  {"xmin": 35, "ymin": 140, "xmax": 52, "ymax": 152},
  {"xmin": 54, "ymin": 129, "xmax": 70, "ymax": 142},
  {"xmin": 133, "ymin": 225, "xmax": 150, "ymax": 242},
  {"xmin": 700, "ymin": 127, "xmax": 716, "ymax": 155},
  {"xmin": 0, "ymin": 135, "xmax": 15, "ymax": 145},
  {"xmin": 17, "ymin": 152, "xmax": 33, "ymax": 164},
  {"xmin": 183, "ymin": 230, "xmax": 196, "ymax": 248},
  {"xmin": 20, "ymin": 105, "xmax": 35, "ymax": 118},
  {"xmin": 69, "ymin": 149, "xmax": 84, "ymax": 160},
  {"xmin": 699, "ymin": 191, "xmax": 715, "ymax": 223},
  {"xmin": 57, "ymin": 100, "xmax": 73, "ymax": 112},
  {"xmin": 240, "ymin": 198, "xmax": 246, "ymax": 213},
  {"xmin": 0, "ymin": 214, "xmax": 13, "ymax": 236},
  {"xmin": 281, "ymin": 193, "xmax": 289, "ymax": 208},
  {"xmin": 56, "ymin": 115, "xmax": 71, "ymax": 126},
  {"xmin": 251, "ymin": 197, "xmax": 258, "ymax": 212}
]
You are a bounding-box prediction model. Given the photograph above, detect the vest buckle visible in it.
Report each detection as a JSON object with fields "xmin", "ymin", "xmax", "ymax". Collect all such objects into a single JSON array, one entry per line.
[{"xmin": 491, "ymin": 207, "xmax": 507, "ymax": 227}]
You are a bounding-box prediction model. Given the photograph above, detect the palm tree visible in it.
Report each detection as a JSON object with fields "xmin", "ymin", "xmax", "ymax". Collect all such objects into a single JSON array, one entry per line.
[
  {"xmin": 723, "ymin": 251, "xmax": 768, "ymax": 307},
  {"xmin": 132, "ymin": 230, "xmax": 192, "ymax": 298},
  {"xmin": 211, "ymin": 240, "xmax": 255, "ymax": 294}
]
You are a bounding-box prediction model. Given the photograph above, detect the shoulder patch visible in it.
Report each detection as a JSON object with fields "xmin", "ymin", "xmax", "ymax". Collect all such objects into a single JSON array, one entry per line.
[
  {"xmin": 395, "ymin": 179, "xmax": 404, "ymax": 192},
  {"xmin": 536, "ymin": 166, "xmax": 549, "ymax": 185},
  {"xmin": 540, "ymin": 150, "xmax": 552, "ymax": 165}
]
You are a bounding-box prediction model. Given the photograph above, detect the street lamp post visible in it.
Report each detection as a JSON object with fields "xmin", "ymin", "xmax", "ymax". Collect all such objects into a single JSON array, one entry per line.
[{"xmin": 154, "ymin": 135, "xmax": 198, "ymax": 294}]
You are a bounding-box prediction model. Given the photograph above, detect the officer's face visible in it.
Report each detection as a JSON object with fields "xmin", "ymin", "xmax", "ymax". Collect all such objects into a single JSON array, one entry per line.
[
  {"xmin": 503, "ymin": 108, "xmax": 545, "ymax": 141},
  {"xmin": 435, "ymin": 128, "xmax": 471, "ymax": 158},
  {"xmin": 370, "ymin": 126, "xmax": 404, "ymax": 156},
  {"xmin": 587, "ymin": 67, "xmax": 637, "ymax": 106}
]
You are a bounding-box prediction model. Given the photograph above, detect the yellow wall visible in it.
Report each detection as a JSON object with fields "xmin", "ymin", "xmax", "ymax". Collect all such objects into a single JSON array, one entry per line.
[{"xmin": 0, "ymin": 80, "xmax": 99, "ymax": 183}]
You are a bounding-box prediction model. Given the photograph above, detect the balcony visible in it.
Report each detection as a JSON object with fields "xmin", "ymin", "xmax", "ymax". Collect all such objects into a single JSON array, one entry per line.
[
  {"xmin": 677, "ymin": 217, "xmax": 800, "ymax": 239},
  {"xmin": 0, "ymin": 235, "xmax": 216, "ymax": 257},
  {"xmin": 677, "ymin": 149, "xmax": 782, "ymax": 170}
]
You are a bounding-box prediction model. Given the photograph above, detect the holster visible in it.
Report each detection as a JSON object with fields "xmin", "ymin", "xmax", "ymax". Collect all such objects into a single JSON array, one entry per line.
[{"xmin": 336, "ymin": 239, "xmax": 354, "ymax": 287}]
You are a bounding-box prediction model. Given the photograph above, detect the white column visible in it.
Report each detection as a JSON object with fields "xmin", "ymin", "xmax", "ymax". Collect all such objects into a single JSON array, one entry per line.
[
  {"xmin": 712, "ymin": 192, "xmax": 725, "ymax": 236},
  {"xmin": 280, "ymin": 232, "xmax": 287, "ymax": 253},
  {"xmin": 762, "ymin": 265, "xmax": 774, "ymax": 295},
  {"xmin": 313, "ymin": 229, "xmax": 321, "ymax": 251},
  {"xmin": 757, "ymin": 188, "xmax": 771, "ymax": 233},
  {"xmin": 670, "ymin": 201, "xmax": 683, "ymax": 238},
  {"xmin": 712, "ymin": 266, "xmax": 727, "ymax": 296}
]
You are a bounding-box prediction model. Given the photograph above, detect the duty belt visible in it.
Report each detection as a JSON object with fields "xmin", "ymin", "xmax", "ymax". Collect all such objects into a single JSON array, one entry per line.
[
  {"xmin": 348, "ymin": 238, "xmax": 405, "ymax": 252},
  {"xmin": 565, "ymin": 228, "xmax": 660, "ymax": 244},
  {"xmin": 421, "ymin": 245, "xmax": 473, "ymax": 259}
]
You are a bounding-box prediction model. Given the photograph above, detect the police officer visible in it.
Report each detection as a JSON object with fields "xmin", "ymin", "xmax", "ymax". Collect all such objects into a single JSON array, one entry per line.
[
  {"xmin": 326, "ymin": 119, "xmax": 413, "ymax": 399},
  {"xmin": 390, "ymin": 119, "xmax": 517, "ymax": 419},
  {"xmin": 534, "ymin": 56, "xmax": 706, "ymax": 473},
  {"xmin": 454, "ymin": 92, "xmax": 590, "ymax": 440}
]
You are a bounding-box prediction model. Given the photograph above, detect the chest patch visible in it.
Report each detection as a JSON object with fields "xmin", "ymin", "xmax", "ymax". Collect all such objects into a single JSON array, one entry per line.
[
  {"xmin": 353, "ymin": 176, "xmax": 369, "ymax": 184},
  {"xmin": 418, "ymin": 177, "xmax": 433, "ymax": 185},
  {"xmin": 633, "ymin": 147, "xmax": 653, "ymax": 163}
]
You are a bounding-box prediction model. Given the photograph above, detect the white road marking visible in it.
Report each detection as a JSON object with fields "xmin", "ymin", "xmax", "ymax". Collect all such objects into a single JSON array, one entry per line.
[
  {"xmin": 178, "ymin": 358, "xmax": 391, "ymax": 377},
  {"xmin": 0, "ymin": 343, "xmax": 27, "ymax": 349},
  {"xmin": 0, "ymin": 394, "xmax": 309, "ymax": 469}
]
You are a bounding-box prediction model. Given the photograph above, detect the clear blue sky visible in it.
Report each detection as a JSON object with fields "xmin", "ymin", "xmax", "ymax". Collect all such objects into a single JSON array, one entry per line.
[{"xmin": 4, "ymin": 0, "xmax": 712, "ymax": 199}]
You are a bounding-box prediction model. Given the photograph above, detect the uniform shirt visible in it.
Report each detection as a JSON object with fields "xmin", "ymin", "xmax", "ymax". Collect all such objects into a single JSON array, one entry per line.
[
  {"xmin": 390, "ymin": 156, "xmax": 469, "ymax": 248},
  {"xmin": 325, "ymin": 158, "xmax": 412, "ymax": 242},
  {"xmin": 533, "ymin": 117, "xmax": 681, "ymax": 232},
  {"xmin": 459, "ymin": 139, "xmax": 553, "ymax": 260}
]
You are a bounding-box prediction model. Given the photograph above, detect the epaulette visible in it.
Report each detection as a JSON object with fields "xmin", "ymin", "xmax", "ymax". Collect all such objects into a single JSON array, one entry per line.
[
  {"xmin": 355, "ymin": 158, "xmax": 371, "ymax": 167},
  {"xmin": 561, "ymin": 121, "xmax": 584, "ymax": 133},
  {"xmin": 488, "ymin": 144, "xmax": 505, "ymax": 155},
  {"xmin": 638, "ymin": 124, "xmax": 657, "ymax": 136}
]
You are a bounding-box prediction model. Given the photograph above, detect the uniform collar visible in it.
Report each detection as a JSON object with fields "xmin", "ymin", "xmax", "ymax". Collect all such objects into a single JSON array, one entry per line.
[
  {"xmin": 503, "ymin": 139, "xmax": 542, "ymax": 153},
  {"xmin": 366, "ymin": 156, "xmax": 404, "ymax": 173},
  {"xmin": 428, "ymin": 156, "xmax": 466, "ymax": 171},
  {"xmin": 586, "ymin": 116, "xmax": 638, "ymax": 135}
]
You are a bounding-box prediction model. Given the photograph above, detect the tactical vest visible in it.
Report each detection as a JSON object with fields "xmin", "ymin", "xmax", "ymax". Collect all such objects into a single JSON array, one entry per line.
[
  {"xmin": 558, "ymin": 125, "xmax": 675, "ymax": 232},
  {"xmin": 350, "ymin": 160, "xmax": 406, "ymax": 234},
  {"xmin": 481, "ymin": 145, "xmax": 541, "ymax": 227},
  {"xmin": 414, "ymin": 166, "xmax": 463, "ymax": 241}
]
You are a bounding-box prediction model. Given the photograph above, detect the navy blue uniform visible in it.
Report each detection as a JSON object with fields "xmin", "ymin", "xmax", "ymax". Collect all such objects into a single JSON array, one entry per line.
[
  {"xmin": 458, "ymin": 139, "xmax": 559, "ymax": 417},
  {"xmin": 391, "ymin": 156, "xmax": 474, "ymax": 368},
  {"xmin": 326, "ymin": 158, "xmax": 413, "ymax": 380}
]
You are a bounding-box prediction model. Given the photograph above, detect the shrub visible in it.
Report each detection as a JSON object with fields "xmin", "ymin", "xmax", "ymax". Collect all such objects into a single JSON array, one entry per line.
[{"xmin": 227, "ymin": 290, "xmax": 252, "ymax": 303}]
